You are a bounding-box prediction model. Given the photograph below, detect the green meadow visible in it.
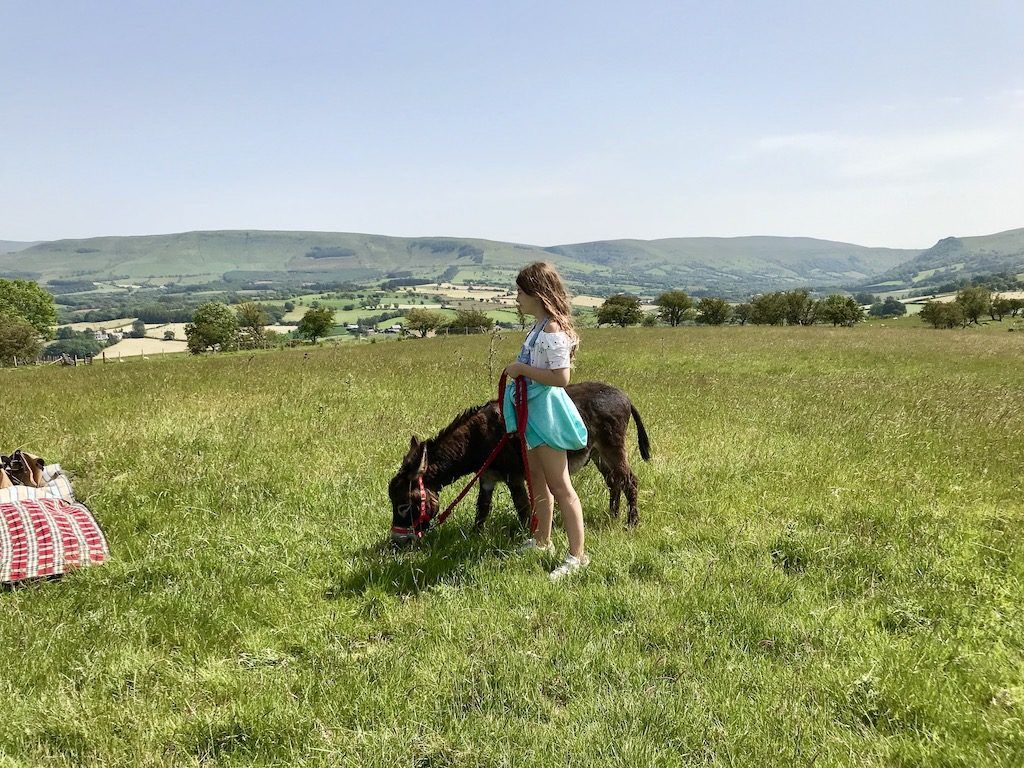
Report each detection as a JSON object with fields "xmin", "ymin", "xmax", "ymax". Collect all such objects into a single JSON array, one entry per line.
[{"xmin": 1, "ymin": 327, "xmax": 1022, "ymax": 766}]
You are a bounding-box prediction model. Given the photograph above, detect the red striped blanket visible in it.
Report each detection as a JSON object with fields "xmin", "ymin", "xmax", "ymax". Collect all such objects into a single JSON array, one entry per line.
[{"xmin": 1, "ymin": 498, "xmax": 109, "ymax": 584}]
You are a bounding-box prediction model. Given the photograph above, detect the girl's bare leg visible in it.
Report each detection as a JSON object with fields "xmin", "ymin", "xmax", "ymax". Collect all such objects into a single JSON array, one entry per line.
[
  {"xmin": 534, "ymin": 444, "xmax": 585, "ymax": 558},
  {"xmin": 526, "ymin": 446, "xmax": 554, "ymax": 545}
]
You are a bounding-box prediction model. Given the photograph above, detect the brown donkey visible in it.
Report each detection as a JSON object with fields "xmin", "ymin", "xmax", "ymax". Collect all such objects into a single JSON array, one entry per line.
[{"xmin": 388, "ymin": 381, "xmax": 650, "ymax": 544}]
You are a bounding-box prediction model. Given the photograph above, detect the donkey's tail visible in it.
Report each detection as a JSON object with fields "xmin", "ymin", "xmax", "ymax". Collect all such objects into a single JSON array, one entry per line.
[{"xmin": 630, "ymin": 403, "xmax": 651, "ymax": 461}]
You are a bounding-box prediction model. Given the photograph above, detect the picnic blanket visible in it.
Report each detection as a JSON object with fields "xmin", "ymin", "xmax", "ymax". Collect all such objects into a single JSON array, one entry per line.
[
  {"xmin": 1, "ymin": 461, "xmax": 109, "ymax": 585},
  {"xmin": 1, "ymin": 499, "xmax": 109, "ymax": 583},
  {"xmin": 0, "ymin": 463, "xmax": 75, "ymax": 503}
]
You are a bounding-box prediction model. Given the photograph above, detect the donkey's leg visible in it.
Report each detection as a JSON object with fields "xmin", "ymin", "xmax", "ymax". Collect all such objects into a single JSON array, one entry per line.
[
  {"xmin": 506, "ymin": 474, "xmax": 532, "ymax": 528},
  {"xmin": 593, "ymin": 451, "xmax": 622, "ymax": 519},
  {"xmin": 623, "ymin": 467, "xmax": 640, "ymax": 527},
  {"xmin": 474, "ymin": 473, "xmax": 499, "ymax": 531}
]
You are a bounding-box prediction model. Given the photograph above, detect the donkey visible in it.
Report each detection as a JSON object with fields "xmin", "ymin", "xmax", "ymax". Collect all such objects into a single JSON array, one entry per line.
[{"xmin": 388, "ymin": 381, "xmax": 651, "ymax": 544}]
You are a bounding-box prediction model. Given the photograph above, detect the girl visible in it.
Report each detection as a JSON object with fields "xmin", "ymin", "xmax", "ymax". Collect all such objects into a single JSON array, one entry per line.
[{"xmin": 503, "ymin": 262, "xmax": 589, "ymax": 581}]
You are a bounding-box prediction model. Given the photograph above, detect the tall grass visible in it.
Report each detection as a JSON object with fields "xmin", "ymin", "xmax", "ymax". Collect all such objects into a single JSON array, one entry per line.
[{"xmin": 1, "ymin": 326, "xmax": 1022, "ymax": 766}]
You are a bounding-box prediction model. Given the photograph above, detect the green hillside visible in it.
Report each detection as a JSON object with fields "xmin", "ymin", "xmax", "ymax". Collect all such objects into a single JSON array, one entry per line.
[
  {"xmin": 863, "ymin": 228, "xmax": 1024, "ymax": 290},
  {"xmin": 0, "ymin": 240, "xmax": 41, "ymax": 255},
  {"xmin": 547, "ymin": 236, "xmax": 914, "ymax": 294},
  {"xmin": 0, "ymin": 230, "xmax": 917, "ymax": 297},
  {"xmin": 10, "ymin": 226, "xmax": 1024, "ymax": 296}
]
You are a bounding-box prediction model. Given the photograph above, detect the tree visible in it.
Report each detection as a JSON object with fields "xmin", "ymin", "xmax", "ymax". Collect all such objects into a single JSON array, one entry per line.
[
  {"xmin": 919, "ymin": 301, "xmax": 966, "ymax": 329},
  {"xmin": 785, "ymin": 290, "xmax": 816, "ymax": 326},
  {"xmin": 131, "ymin": 319, "xmax": 147, "ymax": 338},
  {"xmin": 854, "ymin": 292, "xmax": 877, "ymax": 306},
  {"xmin": 749, "ymin": 292, "xmax": 788, "ymax": 325},
  {"xmin": 405, "ymin": 308, "xmax": 445, "ymax": 338},
  {"xmin": 990, "ymin": 295, "xmax": 1014, "ymax": 321},
  {"xmin": 695, "ymin": 297, "xmax": 732, "ymax": 325},
  {"xmin": 955, "ymin": 285, "xmax": 991, "ymax": 325},
  {"xmin": 44, "ymin": 336, "xmax": 104, "ymax": 359},
  {"xmin": 297, "ymin": 306, "xmax": 335, "ymax": 342},
  {"xmin": 596, "ymin": 294, "xmax": 643, "ymax": 327},
  {"xmin": 655, "ymin": 290, "xmax": 693, "ymax": 327},
  {"xmin": 0, "ymin": 279, "xmax": 57, "ymax": 338},
  {"xmin": 185, "ymin": 302, "xmax": 238, "ymax": 353},
  {"xmin": 0, "ymin": 314, "xmax": 42, "ymax": 366},
  {"xmin": 869, "ymin": 297, "xmax": 907, "ymax": 318},
  {"xmin": 733, "ymin": 303, "xmax": 753, "ymax": 326},
  {"xmin": 817, "ymin": 295, "xmax": 864, "ymax": 327},
  {"xmin": 236, "ymin": 302, "xmax": 269, "ymax": 348},
  {"xmin": 449, "ymin": 308, "xmax": 494, "ymax": 333},
  {"xmin": 163, "ymin": 330, "xmax": 176, "ymax": 340}
]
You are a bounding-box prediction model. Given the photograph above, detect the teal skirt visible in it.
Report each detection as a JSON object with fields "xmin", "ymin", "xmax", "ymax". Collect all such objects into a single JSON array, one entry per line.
[{"xmin": 503, "ymin": 381, "xmax": 588, "ymax": 451}]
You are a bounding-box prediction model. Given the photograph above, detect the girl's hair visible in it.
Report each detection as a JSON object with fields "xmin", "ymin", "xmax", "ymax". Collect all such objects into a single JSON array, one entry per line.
[{"xmin": 515, "ymin": 262, "xmax": 579, "ymax": 356}]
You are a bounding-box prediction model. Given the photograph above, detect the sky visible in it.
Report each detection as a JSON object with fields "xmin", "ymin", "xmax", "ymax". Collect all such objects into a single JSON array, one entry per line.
[{"xmin": 2, "ymin": 1, "xmax": 1023, "ymax": 248}]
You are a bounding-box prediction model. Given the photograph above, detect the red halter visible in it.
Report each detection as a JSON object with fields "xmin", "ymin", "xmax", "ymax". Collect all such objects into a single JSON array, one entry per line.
[{"xmin": 391, "ymin": 372, "xmax": 537, "ymax": 539}]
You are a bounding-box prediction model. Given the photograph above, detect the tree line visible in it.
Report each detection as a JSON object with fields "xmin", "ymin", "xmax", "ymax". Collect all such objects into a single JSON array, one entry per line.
[
  {"xmin": 918, "ymin": 286, "xmax": 1023, "ymax": 329},
  {"xmin": 595, "ymin": 290, "xmax": 866, "ymax": 328}
]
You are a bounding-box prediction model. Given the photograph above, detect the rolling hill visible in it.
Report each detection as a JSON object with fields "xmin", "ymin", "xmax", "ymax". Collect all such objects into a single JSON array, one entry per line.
[
  {"xmin": 0, "ymin": 230, "xmax": 919, "ymax": 296},
  {"xmin": 862, "ymin": 228, "xmax": 1024, "ymax": 291},
  {"xmin": 0, "ymin": 240, "xmax": 41, "ymax": 255}
]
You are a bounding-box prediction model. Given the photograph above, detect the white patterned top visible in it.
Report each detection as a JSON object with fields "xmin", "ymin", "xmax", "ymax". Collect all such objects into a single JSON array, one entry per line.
[{"xmin": 529, "ymin": 329, "xmax": 574, "ymax": 370}]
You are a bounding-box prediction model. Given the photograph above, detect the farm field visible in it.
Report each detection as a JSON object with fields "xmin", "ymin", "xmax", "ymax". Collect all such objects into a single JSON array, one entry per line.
[
  {"xmin": 1, "ymin": 327, "xmax": 1022, "ymax": 766},
  {"xmin": 921, "ymin": 290, "xmax": 1024, "ymax": 304},
  {"xmin": 98, "ymin": 337, "xmax": 189, "ymax": 357}
]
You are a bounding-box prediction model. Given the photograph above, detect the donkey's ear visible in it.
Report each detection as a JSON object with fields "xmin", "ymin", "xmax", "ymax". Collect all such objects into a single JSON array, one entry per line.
[
  {"xmin": 409, "ymin": 435, "xmax": 421, "ymax": 450},
  {"xmin": 417, "ymin": 443, "xmax": 428, "ymax": 476}
]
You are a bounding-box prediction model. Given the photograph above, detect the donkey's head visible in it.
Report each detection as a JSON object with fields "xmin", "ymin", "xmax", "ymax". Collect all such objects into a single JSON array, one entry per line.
[{"xmin": 388, "ymin": 436, "xmax": 439, "ymax": 545}]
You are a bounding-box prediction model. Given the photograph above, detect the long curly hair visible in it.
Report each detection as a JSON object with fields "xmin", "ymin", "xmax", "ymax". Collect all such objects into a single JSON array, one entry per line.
[{"xmin": 515, "ymin": 262, "xmax": 579, "ymax": 357}]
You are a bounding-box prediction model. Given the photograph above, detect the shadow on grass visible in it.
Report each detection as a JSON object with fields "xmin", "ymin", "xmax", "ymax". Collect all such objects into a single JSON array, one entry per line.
[
  {"xmin": 326, "ymin": 496, "xmax": 628, "ymax": 599},
  {"xmin": 325, "ymin": 516, "xmax": 526, "ymax": 599}
]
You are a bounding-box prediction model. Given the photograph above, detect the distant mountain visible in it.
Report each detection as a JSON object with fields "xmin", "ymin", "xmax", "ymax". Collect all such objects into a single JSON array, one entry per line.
[
  {"xmin": 862, "ymin": 228, "xmax": 1024, "ymax": 290},
  {"xmin": 0, "ymin": 229, "xmax": 921, "ymax": 296},
  {"xmin": 546, "ymin": 236, "xmax": 914, "ymax": 294},
  {"xmin": 0, "ymin": 240, "xmax": 41, "ymax": 255}
]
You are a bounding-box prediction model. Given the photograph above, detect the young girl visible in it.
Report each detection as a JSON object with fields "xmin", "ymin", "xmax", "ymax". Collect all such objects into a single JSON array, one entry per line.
[{"xmin": 503, "ymin": 262, "xmax": 589, "ymax": 581}]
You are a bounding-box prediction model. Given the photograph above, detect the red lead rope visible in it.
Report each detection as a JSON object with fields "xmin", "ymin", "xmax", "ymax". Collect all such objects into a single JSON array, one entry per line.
[{"xmin": 412, "ymin": 372, "xmax": 537, "ymax": 537}]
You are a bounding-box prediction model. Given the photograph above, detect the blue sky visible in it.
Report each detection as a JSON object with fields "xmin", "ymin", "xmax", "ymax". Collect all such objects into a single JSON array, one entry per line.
[{"xmin": 2, "ymin": 1, "xmax": 1022, "ymax": 247}]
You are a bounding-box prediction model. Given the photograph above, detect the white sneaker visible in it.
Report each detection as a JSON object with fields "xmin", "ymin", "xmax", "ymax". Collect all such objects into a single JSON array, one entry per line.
[
  {"xmin": 549, "ymin": 553, "xmax": 590, "ymax": 581},
  {"xmin": 518, "ymin": 537, "xmax": 553, "ymax": 554}
]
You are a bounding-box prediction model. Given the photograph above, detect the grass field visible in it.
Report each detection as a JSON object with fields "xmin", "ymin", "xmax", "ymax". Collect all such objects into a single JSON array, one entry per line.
[{"xmin": 1, "ymin": 327, "xmax": 1022, "ymax": 766}]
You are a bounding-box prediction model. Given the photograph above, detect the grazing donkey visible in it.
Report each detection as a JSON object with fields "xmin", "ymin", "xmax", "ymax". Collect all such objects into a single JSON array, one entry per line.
[{"xmin": 388, "ymin": 381, "xmax": 650, "ymax": 544}]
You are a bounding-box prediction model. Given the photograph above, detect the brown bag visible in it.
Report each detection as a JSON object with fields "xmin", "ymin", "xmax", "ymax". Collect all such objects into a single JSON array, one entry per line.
[{"xmin": 2, "ymin": 450, "xmax": 46, "ymax": 487}]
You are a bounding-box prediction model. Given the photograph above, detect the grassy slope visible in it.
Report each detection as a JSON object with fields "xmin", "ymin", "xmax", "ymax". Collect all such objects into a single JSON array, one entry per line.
[
  {"xmin": 867, "ymin": 228, "xmax": 1024, "ymax": 287},
  {"xmin": 1, "ymin": 230, "xmax": 918, "ymax": 293},
  {"xmin": 1, "ymin": 328, "xmax": 1022, "ymax": 766},
  {"xmin": 0, "ymin": 240, "xmax": 41, "ymax": 254},
  {"xmin": 548, "ymin": 236, "xmax": 914, "ymax": 282}
]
